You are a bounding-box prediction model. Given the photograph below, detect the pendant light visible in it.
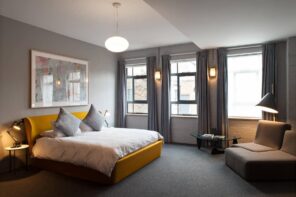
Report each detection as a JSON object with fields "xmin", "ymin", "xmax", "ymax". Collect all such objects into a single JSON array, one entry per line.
[{"xmin": 105, "ymin": 2, "xmax": 129, "ymax": 53}]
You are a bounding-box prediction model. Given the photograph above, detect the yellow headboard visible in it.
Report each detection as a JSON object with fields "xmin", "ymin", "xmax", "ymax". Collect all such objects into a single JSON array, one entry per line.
[{"xmin": 24, "ymin": 112, "xmax": 87, "ymax": 153}]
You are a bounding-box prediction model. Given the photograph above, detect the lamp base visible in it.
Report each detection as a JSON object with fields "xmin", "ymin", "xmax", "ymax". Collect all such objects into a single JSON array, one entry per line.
[{"xmin": 11, "ymin": 142, "xmax": 21, "ymax": 148}]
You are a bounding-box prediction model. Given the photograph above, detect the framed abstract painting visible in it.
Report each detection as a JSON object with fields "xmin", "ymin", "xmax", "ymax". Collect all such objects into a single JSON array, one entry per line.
[{"xmin": 31, "ymin": 50, "xmax": 88, "ymax": 108}]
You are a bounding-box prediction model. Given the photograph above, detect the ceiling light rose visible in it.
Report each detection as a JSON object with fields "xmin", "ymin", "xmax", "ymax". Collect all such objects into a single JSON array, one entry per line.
[{"xmin": 105, "ymin": 2, "xmax": 129, "ymax": 53}]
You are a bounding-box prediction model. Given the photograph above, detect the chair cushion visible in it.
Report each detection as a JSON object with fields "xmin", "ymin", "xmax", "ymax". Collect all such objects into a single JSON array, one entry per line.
[
  {"xmin": 233, "ymin": 142, "xmax": 274, "ymax": 152},
  {"xmin": 281, "ymin": 130, "xmax": 296, "ymax": 156},
  {"xmin": 225, "ymin": 148, "xmax": 296, "ymax": 180},
  {"xmin": 254, "ymin": 120, "xmax": 291, "ymax": 149}
]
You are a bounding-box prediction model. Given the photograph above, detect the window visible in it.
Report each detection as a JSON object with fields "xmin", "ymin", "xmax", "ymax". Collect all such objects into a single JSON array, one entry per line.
[
  {"xmin": 227, "ymin": 52, "xmax": 262, "ymax": 118},
  {"xmin": 170, "ymin": 59, "xmax": 197, "ymax": 115},
  {"xmin": 126, "ymin": 64, "xmax": 148, "ymax": 113}
]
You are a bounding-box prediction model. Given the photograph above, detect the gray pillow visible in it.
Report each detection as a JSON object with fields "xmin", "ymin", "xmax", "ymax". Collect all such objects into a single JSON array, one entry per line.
[
  {"xmin": 79, "ymin": 121, "xmax": 94, "ymax": 131},
  {"xmin": 83, "ymin": 105, "xmax": 104, "ymax": 131},
  {"xmin": 55, "ymin": 108, "xmax": 81, "ymax": 136}
]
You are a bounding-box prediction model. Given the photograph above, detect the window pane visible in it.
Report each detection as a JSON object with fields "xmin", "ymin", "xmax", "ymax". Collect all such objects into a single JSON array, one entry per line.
[
  {"xmin": 128, "ymin": 103, "xmax": 133, "ymax": 113},
  {"xmin": 171, "ymin": 104, "xmax": 197, "ymax": 115},
  {"xmin": 180, "ymin": 76, "xmax": 195, "ymax": 101},
  {"xmin": 178, "ymin": 60, "xmax": 196, "ymax": 73},
  {"xmin": 179, "ymin": 104, "xmax": 197, "ymax": 115},
  {"xmin": 134, "ymin": 78, "xmax": 147, "ymax": 101},
  {"xmin": 126, "ymin": 78, "xmax": 133, "ymax": 101},
  {"xmin": 228, "ymin": 53, "xmax": 262, "ymax": 118},
  {"xmin": 133, "ymin": 66, "xmax": 146, "ymax": 76},
  {"xmin": 171, "ymin": 104, "xmax": 178, "ymax": 115},
  {"xmin": 171, "ymin": 62, "xmax": 177, "ymax": 74},
  {"xmin": 126, "ymin": 67, "xmax": 133, "ymax": 76},
  {"xmin": 170, "ymin": 76, "xmax": 178, "ymax": 101},
  {"xmin": 134, "ymin": 104, "xmax": 148, "ymax": 113}
]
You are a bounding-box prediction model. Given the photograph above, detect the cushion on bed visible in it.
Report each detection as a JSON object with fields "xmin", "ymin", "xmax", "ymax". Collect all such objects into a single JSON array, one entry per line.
[
  {"xmin": 54, "ymin": 108, "xmax": 81, "ymax": 136},
  {"xmin": 82, "ymin": 105, "xmax": 104, "ymax": 131},
  {"xmin": 40, "ymin": 129, "xmax": 66, "ymax": 138},
  {"xmin": 79, "ymin": 121, "xmax": 94, "ymax": 131}
]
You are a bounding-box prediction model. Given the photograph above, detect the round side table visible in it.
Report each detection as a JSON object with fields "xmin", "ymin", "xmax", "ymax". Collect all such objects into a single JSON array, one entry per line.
[{"xmin": 5, "ymin": 144, "xmax": 29, "ymax": 173}]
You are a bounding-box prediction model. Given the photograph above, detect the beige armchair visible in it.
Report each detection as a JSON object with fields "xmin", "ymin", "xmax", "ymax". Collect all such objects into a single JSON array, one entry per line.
[{"xmin": 225, "ymin": 120, "xmax": 295, "ymax": 181}]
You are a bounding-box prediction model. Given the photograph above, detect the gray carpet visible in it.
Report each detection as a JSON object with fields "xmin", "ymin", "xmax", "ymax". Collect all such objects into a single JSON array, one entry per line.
[{"xmin": 0, "ymin": 144, "xmax": 295, "ymax": 197}]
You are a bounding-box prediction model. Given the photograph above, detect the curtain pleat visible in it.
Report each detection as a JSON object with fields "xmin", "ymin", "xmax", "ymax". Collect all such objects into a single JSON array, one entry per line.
[
  {"xmin": 262, "ymin": 44, "xmax": 277, "ymax": 120},
  {"xmin": 161, "ymin": 55, "xmax": 171, "ymax": 142},
  {"xmin": 116, "ymin": 60, "xmax": 126, "ymax": 127},
  {"xmin": 147, "ymin": 56, "xmax": 159, "ymax": 131},
  {"xmin": 217, "ymin": 48, "xmax": 228, "ymax": 137},
  {"xmin": 197, "ymin": 51, "xmax": 210, "ymax": 134}
]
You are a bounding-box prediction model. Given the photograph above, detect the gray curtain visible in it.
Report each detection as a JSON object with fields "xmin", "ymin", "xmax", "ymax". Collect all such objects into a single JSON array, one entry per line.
[
  {"xmin": 147, "ymin": 56, "xmax": 159, "ymax": 131},
  {"xmin": 116, "ymin": 60, "xmax": 126, "ymax": 127},
  {"xmin": 197, "ymin": 51, "xmax": 210, "ymax": 133},
  {"xmin": 161, "ymin": 55, "xmax": 171, "ymax": 142},
  {"xmin": 262, "ymin": 43, "xmax": 277, "ymax": 120},
  {"xmin": 217, "ymin": 48, "xmax": 228, "ymax": 136}
]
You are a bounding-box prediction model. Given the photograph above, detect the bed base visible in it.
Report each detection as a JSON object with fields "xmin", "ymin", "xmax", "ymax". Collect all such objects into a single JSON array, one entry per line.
[{"xmin": 32, "ymin": 140, "xmax": 163, "ymax": 184}]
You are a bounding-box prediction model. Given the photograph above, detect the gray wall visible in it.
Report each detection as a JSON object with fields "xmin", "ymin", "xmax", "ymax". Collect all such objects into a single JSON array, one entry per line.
[
  {"xmin": 0, "ymin": 16, "xmax": 117, "ymax": 172},
  {"xmin": 287, "ymin": 37, "xmax": 296, "ymax": 129}
]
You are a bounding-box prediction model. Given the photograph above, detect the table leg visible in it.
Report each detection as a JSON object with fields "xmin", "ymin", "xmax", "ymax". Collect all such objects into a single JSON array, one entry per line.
[
  {"xmin": 13, "ymin": 150, "xmax": 16, "ymax": 174},
  {"xmin": 197, "ymin": 139, "xmax": 202, "ymax": 149},
  {"xmin": 9, "ymin": 150, "xmax": 12, "ymax": 172},
  {"xmin": 25, "ymin": 149, "xmax": 28, "ymax": 170}
]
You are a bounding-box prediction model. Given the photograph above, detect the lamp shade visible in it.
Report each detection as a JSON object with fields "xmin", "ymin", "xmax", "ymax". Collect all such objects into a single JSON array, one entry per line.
[
  {"xmin": 105, "ymin": 36, "xmax": 129, "ymax": 53},
  {"xmin": 256, "ymin": 93, "xmax": 278, "ymax": 114}
]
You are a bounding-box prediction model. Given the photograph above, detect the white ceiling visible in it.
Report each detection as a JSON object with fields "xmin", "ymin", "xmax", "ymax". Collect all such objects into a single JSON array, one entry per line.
[
  {"xmin": 1, "ymin": 0, "xmax": 296, "ymax": 50},
  {"xmin": 145, "ymin": 0, "xmax": 296, "ymax": 48},
  {"xmin": 0, "ymin": 0, "xmax": 190, "ymax": 51}
]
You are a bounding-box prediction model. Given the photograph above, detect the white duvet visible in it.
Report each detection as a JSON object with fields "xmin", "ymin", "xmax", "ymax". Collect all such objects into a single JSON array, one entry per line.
[{"xmin": 33, "ymin": 127, "xmax": 163, "ymax": 176}]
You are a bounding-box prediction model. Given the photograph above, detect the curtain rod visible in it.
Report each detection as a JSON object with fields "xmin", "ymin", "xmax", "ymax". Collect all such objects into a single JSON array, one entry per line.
[
  {"xmin": 170, "ymin": 51, "xmax": 196, "ymax": 57},
  {"xmin": 124, "ymin": 51, "xmax": 197, "ymax": 61},
  {"xmin": 227, "ymin": 44, "xmax": 262, "ymax": 51},
  {"xmin": 125, "ymin": 57, "xmax": 146, "ymax": 61}
]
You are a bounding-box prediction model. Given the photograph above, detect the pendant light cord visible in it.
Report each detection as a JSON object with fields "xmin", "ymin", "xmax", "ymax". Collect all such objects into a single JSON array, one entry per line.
[{"xmin": 113, "ymin": 3, "xmax": 119, "ymax": 35}]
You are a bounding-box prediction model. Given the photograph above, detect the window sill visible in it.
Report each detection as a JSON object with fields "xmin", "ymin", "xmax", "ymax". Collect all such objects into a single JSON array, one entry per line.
[
  {"xmin": 126, "ymin": 113, "xmax": 148, "ymax": 116},
  {"xmin": 171, "ymin": 115, "xmax": 198, "ymax": 119},
  {"xmin": 228, "ymin": 117, "xmax": 261, "ymax": 121}
]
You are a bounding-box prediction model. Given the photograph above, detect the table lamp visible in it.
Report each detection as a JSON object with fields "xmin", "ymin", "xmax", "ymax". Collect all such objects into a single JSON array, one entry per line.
[
  {"xmin": 256, "ymin": 93, "xmax": 278, "ymax": 121},
  {"xmin": 6, "ymin": 120, "xmax": 24, "ymax": 148}
]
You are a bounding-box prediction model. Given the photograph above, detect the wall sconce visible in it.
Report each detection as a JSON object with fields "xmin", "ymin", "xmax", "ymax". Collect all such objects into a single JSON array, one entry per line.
[
  {"xmin": 155, "ymin": 70, "xmax": 161, "ymax": 80},
  {"xmin": 209, "ymin": 67, "xmax": 216, "ymax": 78}
]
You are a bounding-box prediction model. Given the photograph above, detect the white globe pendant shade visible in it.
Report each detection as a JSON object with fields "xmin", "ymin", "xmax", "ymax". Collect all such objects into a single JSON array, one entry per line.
[{"xmin": 105, "ymin": 36, "xmax": 129, "ymax": 53}]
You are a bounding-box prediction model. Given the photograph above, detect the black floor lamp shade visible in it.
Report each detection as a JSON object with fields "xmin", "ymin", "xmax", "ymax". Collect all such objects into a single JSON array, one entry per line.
[{"xmin": 256, "ymin": 93, "xmax": 278, "ymax": 114}]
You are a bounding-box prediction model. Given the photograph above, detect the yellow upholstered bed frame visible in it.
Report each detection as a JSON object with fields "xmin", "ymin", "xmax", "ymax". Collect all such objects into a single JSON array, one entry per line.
[{"xmin": 24, "ymin": 112, "xmax": 163, "ymax": 184}]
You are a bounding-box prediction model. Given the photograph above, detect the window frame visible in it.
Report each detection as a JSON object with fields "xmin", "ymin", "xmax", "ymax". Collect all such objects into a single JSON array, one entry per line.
[
  {"xmin": 170, "ymin": 59, "xmax": 197, "ymax": 116},
  {"xmin": 126, "ymin": 64, "xmax": 148, "ymax": 114}
]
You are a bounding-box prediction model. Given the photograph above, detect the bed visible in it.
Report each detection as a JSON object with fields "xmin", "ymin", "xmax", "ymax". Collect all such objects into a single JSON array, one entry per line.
[{"xmin": 24, "ymin": 112, "xmax": 163, "ymax": 184}]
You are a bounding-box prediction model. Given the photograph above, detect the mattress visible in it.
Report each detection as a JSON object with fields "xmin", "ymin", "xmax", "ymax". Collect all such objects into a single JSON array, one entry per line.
[{"xmin": 32, "ymin": 127, "xmax": 163, "ymax": 176}]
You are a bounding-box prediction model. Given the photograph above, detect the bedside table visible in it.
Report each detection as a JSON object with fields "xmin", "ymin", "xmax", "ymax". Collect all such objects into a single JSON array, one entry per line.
[{"xmin": 5, "ymin": 144, "xmax": 29, "ymax": 173}]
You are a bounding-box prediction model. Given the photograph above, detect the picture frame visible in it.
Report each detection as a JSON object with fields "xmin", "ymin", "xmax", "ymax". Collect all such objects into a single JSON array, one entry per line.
[{"xmin": 31, "ymin": 50, "xmax": 89, "ymax": 108}]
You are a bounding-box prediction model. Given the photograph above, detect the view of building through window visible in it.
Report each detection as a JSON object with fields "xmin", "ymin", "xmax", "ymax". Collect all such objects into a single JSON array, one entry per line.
[
  {"xmin": 170, "ymin": 59, "xmax": 197, "ymax": 115},
  {"xmin": 227, "ymin": 53, "xmax": 263, "ymax": 118},
  {"xmin": 126, "ymin": 65, "xmax": 148, "ymax": 113}
]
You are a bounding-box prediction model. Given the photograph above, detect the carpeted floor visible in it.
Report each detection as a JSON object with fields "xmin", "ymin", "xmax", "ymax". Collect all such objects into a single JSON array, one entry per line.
[{"xmin": 0, "ymin": 144, "xmax": 295, "ymax": 197}]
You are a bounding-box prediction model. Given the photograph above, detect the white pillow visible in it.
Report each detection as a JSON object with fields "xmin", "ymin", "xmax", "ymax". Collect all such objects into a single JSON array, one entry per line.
[{"xmin": 40, "ymin": 130, "xmax": 65, "ymax": 138}]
